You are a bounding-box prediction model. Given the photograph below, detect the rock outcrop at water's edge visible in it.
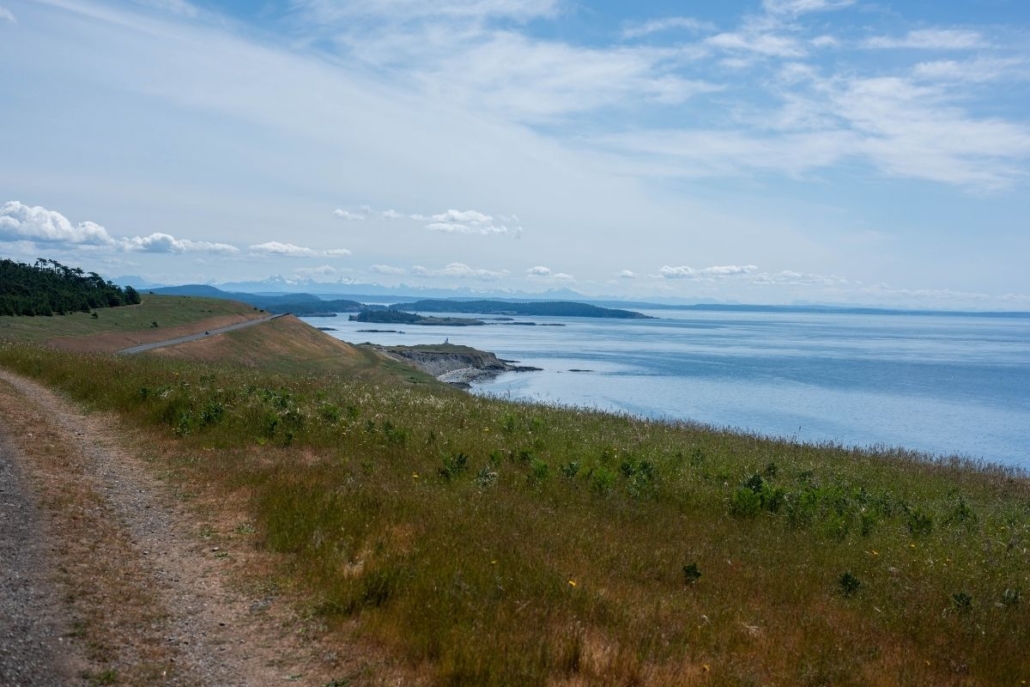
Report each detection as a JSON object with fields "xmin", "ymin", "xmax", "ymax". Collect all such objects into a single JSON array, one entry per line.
[{"xmin": 372, "ymin": 344, "xmax": 541, "ymax": 389}]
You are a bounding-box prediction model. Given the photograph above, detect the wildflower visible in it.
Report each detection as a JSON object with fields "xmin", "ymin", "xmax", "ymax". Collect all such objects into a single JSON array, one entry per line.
[
  {"xmin": 412, "ymin": 473, "xmax": 419, "ymax": 479},
  {"xmin": 568, "ymin": 579, "xmax": 577, "ymax": 587}
]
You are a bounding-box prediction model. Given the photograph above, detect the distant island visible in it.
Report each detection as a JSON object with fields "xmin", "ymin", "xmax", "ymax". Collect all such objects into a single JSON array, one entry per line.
[
  {"xmin": 350, "ymin": 310, "xmax": 485, "ymax": 326},
  {"xmin": 390, "ymin": 299, "xmax": 651, "ymax": 319}
]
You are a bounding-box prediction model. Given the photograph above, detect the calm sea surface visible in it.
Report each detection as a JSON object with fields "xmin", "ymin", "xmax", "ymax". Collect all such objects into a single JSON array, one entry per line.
[{"xmin": 303, "ymin": 309, "xmax": 1030, "ymax": 470}]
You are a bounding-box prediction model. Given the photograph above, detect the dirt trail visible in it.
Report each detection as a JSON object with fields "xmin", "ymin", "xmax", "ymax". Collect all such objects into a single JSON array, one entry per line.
[
  {"xmin": 0, "ymin": 369, "xmax": 340, "ymax": 686},
  {"xmin": 0, "ymin": 431, "xmax": 78, "ymax": 686}
]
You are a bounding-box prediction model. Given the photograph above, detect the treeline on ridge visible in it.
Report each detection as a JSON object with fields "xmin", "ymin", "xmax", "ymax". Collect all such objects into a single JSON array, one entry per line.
[{"xmin": 0, "ymin": 257, "xmax": 141, "ymax": 317}]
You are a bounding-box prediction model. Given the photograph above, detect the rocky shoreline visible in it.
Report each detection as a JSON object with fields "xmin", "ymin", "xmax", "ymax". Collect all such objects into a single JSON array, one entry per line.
[{"xmin": 373, "ymin": 344, "xmax": 541, "ymax": 389}]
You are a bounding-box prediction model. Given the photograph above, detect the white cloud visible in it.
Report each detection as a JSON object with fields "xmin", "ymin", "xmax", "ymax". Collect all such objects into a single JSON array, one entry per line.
[
  {"xmin": 526, "ymin": 265, "xmax": 573, "ymax": 280},
  {"xmin": 659, "ymin": 264, "xmax": 759, "ymax": 279},
  {"xmin": 294, "ymin": 0, "xmax": 560, "ymax": 23},
  {"xmin": 334, "ymin": 209, "xmax": 365, "ymax": 220},
  {"xmin": 0, "ymin": 5, "xmax": 15, "ymax": 23},
  {"xmin": 0, "ymin": 201, "xmax": 115, "ymax": 246},
  {"xmin": 762, "ymin": 0, "xmax": 855, "ymax": 15},
  {"xmin": 132, "ymin": 0, "xmax": 198, "ymax": 17},
  {"xmin": 617, "ymin": 269, "xmax": 636, "ymax": 279},
  {"xmin": 912, "ymin": 58, "xmax": 1028, "ymax": 84},
  {"xmin": 0, "ymin": 201, "xmax": 241, "ymax": 255},
  {"xmin": 381, "ymin": 209, "xmax": 404, "ymax": 219},
  {"xmin": 120, "ymin": 233, "xmax": 238, "ymax": 254},
  {"xmin": 249, "ymin": 241, "xmax": 319, "ymax": 257},
  {"xmin": 705, "ymin": 32, "xmax": 806, "ymax": 58},
  {"xmin": 424, "ymin": 209, "xmax": 520, "ymax": 235},
  {"xmin": 249, "ymin": 241, "xmax": 351, "ymax": 257},
  {"xmin": 811, "ymin": 35, "xmax": 838, "ymax": 49},
  {"xmin": 370, "ymin": 264, "xmax": 407, "ymax": 275},
  {"xmin": 432, "ymin": 209, "xmax": 492, "ymax": 224},
  {"xmin": 412, "ymin": 262, "xmax": 509, "ymax": 281},
  {"xmin": 598, "ymin": 70, "xmax": 1030, "ymax": 191},
  {"xmin": 864, "ymin": 29, "xmax": 986, "ymax": 51},
  {"xmin": 751, "ymin": 270, "xmax": 848, "ymax": 286},
  {"xmin": 347, "ymin": 27, "xmax": 719, "ymax": 121},
  {"xmin": 622, "ymin": 17, "xmax": 715, "ymax": 40}
]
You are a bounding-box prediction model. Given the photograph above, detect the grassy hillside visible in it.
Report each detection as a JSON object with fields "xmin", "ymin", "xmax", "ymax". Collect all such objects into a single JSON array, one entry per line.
[
  {"xmin": 150, "ymin": 314, "xmax": 439, "ymax": 383},
  {"xmin": 0, "ymin": 295, "xmax": 263, "ymax": 347},
  {"xmin": 0, "ymin": 337, "xmax": 1026, "ymax": 686}
]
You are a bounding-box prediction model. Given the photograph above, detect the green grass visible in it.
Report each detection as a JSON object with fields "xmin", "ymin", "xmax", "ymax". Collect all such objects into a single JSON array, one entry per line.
[
  {"xmin": 0, "ymin": 295, "xmax": 259, "ymax": 342},
  {"xmin": 1, "ymin": 342, "xmax": 1028, "ymax": 686}
]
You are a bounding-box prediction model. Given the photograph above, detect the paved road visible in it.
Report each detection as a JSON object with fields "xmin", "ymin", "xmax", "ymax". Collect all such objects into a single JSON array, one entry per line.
[{"xmin": 117, "ymin": 313, "xmax": 285, "ymax": 355}]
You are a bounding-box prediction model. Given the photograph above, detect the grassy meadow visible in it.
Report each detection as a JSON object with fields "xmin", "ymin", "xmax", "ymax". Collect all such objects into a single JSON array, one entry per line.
[{"xmin": 1, "ymin": 322, "xmax": 1028, "ymax": 685}]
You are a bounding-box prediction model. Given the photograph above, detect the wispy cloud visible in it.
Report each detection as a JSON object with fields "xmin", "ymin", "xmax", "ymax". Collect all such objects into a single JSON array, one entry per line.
[
  {"xmin": 525, "ymin": 265, "xmax": 573, "ymax": 280},
  {"xmin": 912, "ymin": 57, "xmax": 1028, "ymax": 83},
  {"xmin": 248, "ymin": 241, "xmax": 350, "ymax": 257},
  {"xmin": 424, "ymin": 209, "xmax": 522, "ymax": 236},
  {"xmin": 596, "ymin": 68, "xmax": 1030, "ymax": 191},
  {"xmin": 0, "ymin": 5, "xmax": 15, "ymax": 24},
  {"xmin": 249, "ymin": 242, "xmax": 318, "ymax": 257},
  {"xmin": 293, "ymin": 0, "xmax": 561, "ymax": 24},
  {"xmin": 121, "ymin": 233, "xmax": 238, "ymax": 254},
  {"xmin": 621, "ymin": 17, "xmax": 715, "ymax": 40},
  {"xmin": 863, "ymin": 29, "xmax": 987, "ymax": 51},
  {"xmin": 412, "ymin": 262, "xmax": 509, "ymax": 280},
  {"xmin": 705, "ymin": 32, "xmax": 806, "ymax": 58},
  {"xmin": 762, "ymin": 0, "xmax": 855, "ymax": 16},
  {"xmin": 370, "ymin": 264, "xmax": 407, "ymax": 275},
  {"xmin": 751, "ymin": 270, "xmax": 848, "ymax": 286},
  {"xmin": 333, "ymin": 209, "xmax": 365, "ymax": 220},
  {"xmin": 659, "ymin": 264, "xmax": 759, "ymax": 279},
  {"xmin": 131, "ymin": 0, "xmax": 198, "ymax": 18}
]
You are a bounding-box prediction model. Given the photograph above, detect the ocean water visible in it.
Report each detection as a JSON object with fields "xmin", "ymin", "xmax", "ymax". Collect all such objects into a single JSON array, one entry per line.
[{"xmin": 303, "ymin": 309, "xmax": 1030, "ymax": 470}]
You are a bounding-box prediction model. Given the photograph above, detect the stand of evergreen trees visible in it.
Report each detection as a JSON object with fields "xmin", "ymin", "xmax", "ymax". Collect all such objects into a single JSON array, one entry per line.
[{"xmin": 0, "ymin": 258, "xmax": 141, "ymax": 317}]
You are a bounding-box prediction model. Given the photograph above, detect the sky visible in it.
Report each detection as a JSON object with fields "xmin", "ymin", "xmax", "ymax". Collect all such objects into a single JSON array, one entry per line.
[{"xmin": 1, "ymin": 0, "xmax": 1029, "ymax": 308}]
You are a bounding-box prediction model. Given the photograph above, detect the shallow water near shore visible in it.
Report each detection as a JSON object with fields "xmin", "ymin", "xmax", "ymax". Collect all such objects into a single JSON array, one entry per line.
[{"xmin": 304, "ymin": 309, "xmax": 1030, "ymax": 470}]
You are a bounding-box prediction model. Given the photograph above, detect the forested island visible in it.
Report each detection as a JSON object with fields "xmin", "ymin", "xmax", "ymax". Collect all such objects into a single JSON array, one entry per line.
[
  {"xmin": 0, "ymin": 258, "xmax": 140, "ymax": 316},
  {"xmin": 349, "ymin": 310, "xmax": 484, "ymax": 326},
  {"xmin": 390, "ymin": 299, "xmax": 650, "ymax": 318}
]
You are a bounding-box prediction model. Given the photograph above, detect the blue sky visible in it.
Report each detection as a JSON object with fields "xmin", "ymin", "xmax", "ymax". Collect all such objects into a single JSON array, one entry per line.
[{"xmin": 1, "ymin": 0, "xmax": 1028, "ymax": 307}]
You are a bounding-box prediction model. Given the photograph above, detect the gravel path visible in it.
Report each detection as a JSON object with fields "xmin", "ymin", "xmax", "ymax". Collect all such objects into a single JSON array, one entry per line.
[
  {"xmin": 117, "ymin": 314, "xmax": 285, "ymax": 355},
  {"xmin": 0, "ymin": 370, "xmax": 338, "ymax": 686},
  {"xmin": 0, "ymin": 433, "xmax": 76, "ymax": 686}
]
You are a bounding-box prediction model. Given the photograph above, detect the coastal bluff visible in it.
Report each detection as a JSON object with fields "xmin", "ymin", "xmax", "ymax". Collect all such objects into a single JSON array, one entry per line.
[{"xmin": 372, "ymin": 343, "xmax": 540, "ymax": 388}]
